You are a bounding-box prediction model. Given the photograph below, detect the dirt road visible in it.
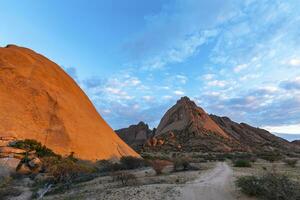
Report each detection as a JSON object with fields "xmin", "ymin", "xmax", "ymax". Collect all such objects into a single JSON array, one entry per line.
[{"xmin": 177, "ymin": 162, "xmax": 235, "ymax": 200}]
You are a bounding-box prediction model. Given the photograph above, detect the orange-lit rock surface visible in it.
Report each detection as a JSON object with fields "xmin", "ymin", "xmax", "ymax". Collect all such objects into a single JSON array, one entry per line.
[{"xmin": 0, "ymin": 45, "xmax": 139, "ymax": 160}]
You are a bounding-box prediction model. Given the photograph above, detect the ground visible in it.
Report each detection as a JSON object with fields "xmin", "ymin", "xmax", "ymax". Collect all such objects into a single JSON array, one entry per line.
[
  {"xmin": 2, "ymin": 159, "xmax": 300, "ymax": 200},
  {"xmin": 41, "ymin": 162, "xmax": 249, "ymax": 200}
]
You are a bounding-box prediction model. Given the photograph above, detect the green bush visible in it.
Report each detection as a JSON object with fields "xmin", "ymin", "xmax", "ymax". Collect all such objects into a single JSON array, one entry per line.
[
  {"xmin": 0, "ymin": 176, "xmax": 22, "ymax": 198},
  {"xmin": 233, "ymin": 159, "xmax": 252, "ymax": 167},
  {"xmin": 42, "ymin": 157, "xmax": 94, "ymax": 183},
  {"xmin": 283, "ymin": 158, "xmax": 298, "ymax": 167},
  {"xmin": 96, "ymin": 160, "xmax": 119, "ymax": 173},
  {"xmin": 10, "ymin": 139, "xmax": 59, "ymax": 158},
  {"xmin": 120, "ymin": 156, "xmax": 148, "ymax": 170},
  {"xmin": 258, "ymin": 151, "xmax": 282, "ymax": 162},
  {"xmin": 111, "ymin": 171, "xmax": 137, "ymax": 186},
  {"xmin": 236, "ymin": 173, "xmax": 300, "ymax": 200},
  {"xmin": 236, "ymin": 176, "xmax": 263, "ymax": 196},
  {"xmin": 173, "ymin": 158, "xmax": 191, "ymax": 171},
  {"xmin": 96, "ymin": 157, "xmax": 147, "ymax": 173}
]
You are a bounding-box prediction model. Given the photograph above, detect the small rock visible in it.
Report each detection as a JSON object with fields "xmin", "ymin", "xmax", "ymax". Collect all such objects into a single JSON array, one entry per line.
[
  {"xmin": 28, "ymin": 157, "xmax": 41, "ymax": 168},
  {"xmin": 17, "ymin": 163, "xmax": 32, "ymax": 175},
  {"xmin": 0, "ymin": 157, "xmax": 21, "ymax": 173}
]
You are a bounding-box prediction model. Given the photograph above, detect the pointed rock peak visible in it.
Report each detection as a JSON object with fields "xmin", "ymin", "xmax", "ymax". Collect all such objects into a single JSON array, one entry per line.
[
  {"xmin": 156, "ymin": 96, "xmax": 228, "ymax": 138},
  {"xmin": 177, "ymin": 96, "xmax": 192, "ymax": 103},
  {"xmin": 176, "ymin": 96, "xmax": 205, "ymax": 113},
  {"xmin": 137, "ymin": 121, "xmax": 147, "ymax": 126}
]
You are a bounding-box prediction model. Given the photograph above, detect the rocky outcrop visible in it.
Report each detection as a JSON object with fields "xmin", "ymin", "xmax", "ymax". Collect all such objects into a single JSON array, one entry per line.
[
  {"xmin": 145, "ymin": 97, "xmax": 244, "ymax": 152},
  {"xmin": 292, "ymin": 140, "xmax": 300, "ymax": 146},
  {"xmin": 156, "ymin": 97, "xmax": 229, "ymax": 138},
  {"xmin": 0, "ymin": 138, "xmax": 42, "ymax": 174},
  {"xmin": 116, "ymin": 122, "xmax": 153, "ymax": 151},
  {"xmin": 210, "ymin": 115, "xmax": 295, "ymax": 153},
  {"xmin": 0, "ymin": 45, "xmax": 139, "ymax": 160},
  {"xmin": 143, "ymin": 96, "xmax": 298, "ymax": 154}
]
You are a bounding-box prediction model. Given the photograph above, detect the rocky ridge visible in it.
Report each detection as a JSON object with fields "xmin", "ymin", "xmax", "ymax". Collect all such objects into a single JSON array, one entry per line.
[
  {"xmin": 115, "ymin": 122, "xmax": 153, "ymax": 152},
  {"xmin": 118, "ymin": 96, "xmax": 298, "ymax": 154}
]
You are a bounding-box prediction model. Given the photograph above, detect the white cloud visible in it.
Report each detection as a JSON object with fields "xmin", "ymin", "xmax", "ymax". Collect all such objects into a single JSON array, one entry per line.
[
  {"xmin": 176, "ymin": 75, "xmax": 188, "ymax": 84},
  {"xmin": 142, "ymin": 30, "xmax": 219, "ymax": 70},
  {"xmin": 130, "ymin": 78, "xmax": 141, "ymax": 86},
  {"xmin": 174, "ymin": 90, "xmax": 185, "ymax": 96},
  {"xmin": 202, "ymin": 73, "xmax": 215, "ymax": 80},
  {"xmin": 142, "ymin": 95, "xmax": 154, "ymax": 101},
  {"xmin": 234, "ymin": 64, "xmax": 248, "ymax": 73},
  {"xmin": 262, "ymin": 124, "xmax": 300, "ymax": 134},
  {"xmin": 239, "ymin": 73, "xmax": 261, "ymax": 81},
  {"xmin": 105, "ymin": 87, "xmax": 123, "ymax": 95},
  {"xmin": 207, "ymin": 80, "xmax": 227, "ymax": 87},
  {"xmin": 289, "ymin": 58, "xmax": 300, "ymax": 67},
  {"xmin": 162, "ymin": 95, "xmax": 173, "ymax": 100}
]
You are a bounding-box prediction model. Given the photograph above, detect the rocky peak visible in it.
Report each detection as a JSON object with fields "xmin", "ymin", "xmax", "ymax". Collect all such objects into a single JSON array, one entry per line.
[
  {"xmin": 155, "ymin": 96, "xmax": 228, "ymax": 138},
  {"xmin": 116, "ymin": 122, "xmax": 153, "ymax": 152}
]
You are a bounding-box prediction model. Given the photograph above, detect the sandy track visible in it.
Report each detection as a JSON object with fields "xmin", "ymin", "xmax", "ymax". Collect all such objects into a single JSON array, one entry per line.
[{"xmin": 177, "ymin": 162, "xmax": 235, "ymax": 200}]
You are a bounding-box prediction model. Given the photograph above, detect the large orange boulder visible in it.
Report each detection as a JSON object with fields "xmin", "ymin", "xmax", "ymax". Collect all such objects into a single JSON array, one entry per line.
[{"xmin": 0, "ymin": 45, "xmax": 139, "ymax": 160}]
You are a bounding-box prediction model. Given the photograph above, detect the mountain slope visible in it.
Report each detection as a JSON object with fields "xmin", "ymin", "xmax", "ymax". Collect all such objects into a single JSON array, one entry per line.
[
  {"xmin": 145, "ymin": 97, "xmax": 243, "ymax": 152},
  {"xmin": 115, "ymin": 121, "xmax": 153, "ymax": 152},
  {"xmin": 156, "ymin": 97, "xmax": 228, "ymax": 138},
  {"xmin": 0, "ymin": 45, "xmax": 139, "ymax": 160},
  {"xmin": 142, "ymin": 96, "xmax": 296, "ymax": 153},
  {"xmin": 210, "ymin": 115, "xmax": 294, "ymax": 153}
]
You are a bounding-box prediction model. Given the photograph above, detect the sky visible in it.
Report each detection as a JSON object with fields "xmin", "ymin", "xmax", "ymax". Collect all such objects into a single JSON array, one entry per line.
[{"xmin": 1, "ymin": 0, "xmax": 300, "ymax": 140}]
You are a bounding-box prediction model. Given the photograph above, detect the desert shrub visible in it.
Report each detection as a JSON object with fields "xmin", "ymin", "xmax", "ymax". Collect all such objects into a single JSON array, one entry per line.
[
  {"xmin": 96, "ymin": 159, "xmax": 122, "ymax": 173},
  {"xmin": 258, "ymin": 151, "xmax": 282, "ymax": 162},
  {"xmin": 236, "ymin": 173, "xmax": 300, "ymax": 200},
  {"xmin": 42, "ymin": 157, "xmax": 94, "ymax": 183},
  {"xmin": 173, "ymin": 158, "xmax": 191, "ymax": 171},
  {"xmin": 283, "ymin": 158, "xmax": 298, "ymax": 167},
  {"xmin": 10, "ymin": 139, "xmax": 59, "ymax": 158},
  {"xmin": 0, "ymin": 176, "xmax": 22, "ymax": 198},
  {"xmin": 119, "ymin": 156, "xmax": 148, "ymax": 170},
  {"xmin": 233, "ymin": 159, "xmax": 252, "ymax": 167},
  {"xmin": 111, "ymin": 171, "xmax": 137, "ymax": 186},
  {"xmin": 96, "ymin": 157, "xmax": 148, "ymax": 173},
  {"xmin": 236, "ymin": 176, "xmax": 263, "ymax": 196},
  {"xmin": 142, "ymin": 154, "xmax": 169, "ymax": 161},
  {"xmin": 260, "ymin": 173, "xmax": 300, "ymax": 200},
  {"xmin": 149, "ymin": 160, "xmax": 170, "ymax": 175}
]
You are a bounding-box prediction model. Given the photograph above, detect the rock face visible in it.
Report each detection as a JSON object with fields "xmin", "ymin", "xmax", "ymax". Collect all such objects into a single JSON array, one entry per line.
[
  {"xmin": 156, "ymin": 97, "xmax": 229, "ymax": 138},
  {"xmin": 144, "ymin": 96, "xmax": 296, "ymax": 153},
  {"xmin": 115, "ymin": 122, "xmax": 153, "ymax": 152},
  {"xmin": 292, "ymin": 140, "xmax": 300, "ymax": 146},
  {"xmin": 146, "ymin": 97, "xmax": 243, "ymax": 152},
  {"xmin": 210, "ymin": 115, "xmax": 294, "ymax": 153},
  {"xmin": 0, "ymin": 45, "xmax": 139, "ymax": 160}
]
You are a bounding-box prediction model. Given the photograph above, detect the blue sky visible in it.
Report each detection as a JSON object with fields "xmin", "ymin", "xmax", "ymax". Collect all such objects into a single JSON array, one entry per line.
[{"xmin": 1, "ymin": 0, "xmax": 300, "ymax": 139}]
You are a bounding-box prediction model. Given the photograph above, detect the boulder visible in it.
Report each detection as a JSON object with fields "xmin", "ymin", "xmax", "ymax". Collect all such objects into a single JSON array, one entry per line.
[
  {"xmin": 28, "ymin": 157, "xmax": 42, "ymax": 172},
  {"xmin": 0, "ymin": 157, "xmax": 21, "ymax": 173},
  {"xmin": 16, "ymin": 163, "xmax": 32, "ymax": 175},
  {"xmin": 0, "ymin": 147, "xmax": 26, "ymax": 154}
]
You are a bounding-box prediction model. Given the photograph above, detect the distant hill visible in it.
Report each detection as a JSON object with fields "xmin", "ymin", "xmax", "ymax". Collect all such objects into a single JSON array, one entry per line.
[
  {"xmin": 272, "ymin": 133, "xmax": 300, "ymax": 141},
  {"xmin": 115, "ymin": 121, "xmax": 153, "ymax": 152},
  {"xmin": 118, "ymin": 96, "xmax": 299, "ymax": 155}
]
